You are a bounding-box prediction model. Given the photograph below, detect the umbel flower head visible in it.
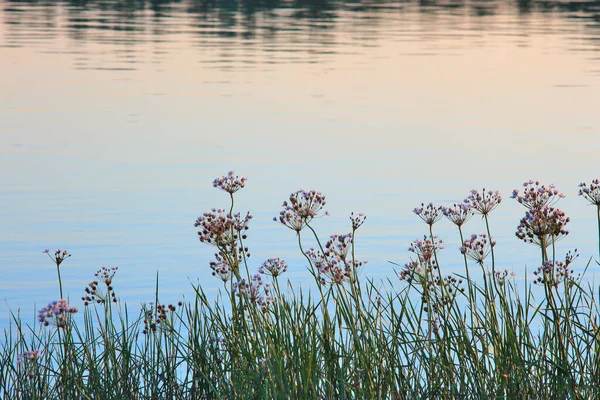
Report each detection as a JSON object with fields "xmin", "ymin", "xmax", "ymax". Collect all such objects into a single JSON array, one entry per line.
[
  {"xmin": 460, "ymin": 233, "xmax": 495, "ymax": 265},
  {"xmin": 275, "ymin": 189, "xmax": 327, "ymax": 232},
  {"xmin": 17, "ymin": 349, "xmax": 42, "ymax": 365},
  {"xmin": 142, "ymin": 302, "xmax": 181, "ymax": 335},
  {"xmin": 398, "ymin": 260, "xmax": 427, "ymax": 283},
  {"xmin": 350, "ymin": 212, "xmax": 366, "ymax": 231},
  {"xmin": 511, "ymin": 180, "xmax": 565, "ymax": 210},
  {"xmin": 515, "ymin": 205, "xmax": 570, "ymax": 248},
  {"xmin": 17, "ymin": 349, "xmax": 43, "ymax": 379},
  {"xmin": 232, "ymin": 274, "xmax": 274, "ymax": 312},
  {"xmin": 442, "ymin": 203, "xmax": 473, "ymax": 227},
  {"xmin": 195, "ymin": 208, "xmax": 252, "ymax": 246},
  {"xmin": 306, "ymin": 233, "xmax": 367, "ymax": 285},
  {"xmin": 43, "ymin": 249, "xmax": 71, "ymax": 267},
  {"xmin": 408, "ymin": 235, "xmax": 443, "ymax": 265},
  {"xmin": 465, "ymin": 189, "xmax": 502, "ymax": 216},
  {"xmin": 533, "ymin": 250, "xmax": 579, "ymax": 287},
  {"xmin": 82, "ymin": 266, "xmax": 119, "ymax": 306},
  {"xmin": 213, "ymin": 171, "xmax": 247, "ymax": 194},
  {"xmin": 259, "ymin": 258, "xmax": 288, "ymax": 278},
  {"xmin": 209, "ymin": 252, "xmax": 234, "ymax": 282},
  {"xmin": 579, "ymin": 179, "xmax": 600, "ymax": 206},
  {"xmin": 38, "ymin": 299, "xmax": 78, "ymax": 328},
  {"xmin": 413, "ymin": 203, "xmax": 443, "ymax": 226}
]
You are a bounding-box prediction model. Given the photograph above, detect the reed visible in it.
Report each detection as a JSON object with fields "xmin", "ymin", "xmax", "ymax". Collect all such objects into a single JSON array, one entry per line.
[{"xmin": 2, "ymin": 174, "xmax": 600, "ymax": 399}]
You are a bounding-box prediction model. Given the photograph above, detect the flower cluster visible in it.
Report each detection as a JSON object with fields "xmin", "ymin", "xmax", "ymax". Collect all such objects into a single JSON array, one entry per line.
[
  {"xmin": 413, "ymin": 203, "xmax": 443, "ymax": 226},
  {"xmin": 511, "ymin": 180, "xmax": 564, "ymax": 209},
  {"xmin": 38, "ymin": 299, "xmax": 78, "ymax": 328},
  {"xmin": 306, "ymin": 233, "xmax": 367, "ymax": 285},
  {"xmin": 442, "ymin": 203, "xmax": 473, "ymax": 227},
  {"xmin": 275, "ymin": 190, "xmax": 327, "ymax": 232},
  {"xmin": 195, "ymin": 209, "xmax": 252, "ymax": 246},
  {"xmin": 209, "ymin": 252, "xmax": 234, "ymax": 281},
  {"xmin": 82, "ymin": 266, "xmax": 118, "ymax": 305},
  {"xmin": 43, "ymin": 249, "xmax": 71, "ymax": 267},
  {"xmin": 465, "ymin": 189, "xmax": 502, "ymax": 216},
  {"xmin": 142, "ymin": 302, "xmax": 182, "ymax": 334},
  {"xmin": 350, "ymin": 212, "xmax": 366, "ymax": 231},
  {"xmin": 460, "ymin": 233, "xmax": 495, "ymax": 265},
  {"xmin": 533, "ymin": 250, "xmax": 578, "ymax": 287},
  {"xmin": 398, "ymin": 261, "xmax": 463, "ymax": 313},
  {"xmin": 408, "ymin": 235, "xmax": 443, "ymax": 265},
  {"xmin": 398, "ymin": 260, "xmax": 427, "ymax": 283},
  {"xmin": 515, "ymin": 206, "xmax": 570, "ymax": 247},
  {"xmin": 306, "ymin": 248, "xmax": 349, "ymax": 285},
  {"xmin": 494, "ymin": 269, "xmax": 515, "ymax": 286},
  {"xmin": 579, "ymin": 179, "xmax": 600, "ymax": 206},
  {"xmin": 213, "ymin": 171, "xmax": 247, "ymax": 194},
  {"xmin": 17, "ymin": 349, "xmax": 42, "ymax": 365},
  {"xmin": 232, "ymin": 274, "xmax": 274, "ymax": 311},
  {"xmin": 511, "ymin": 181, "xmax": 571, "ymax": 258},
  {"xmin": 258, "ymin": 258, "xmax": 288, "ymax": 278},
  {"xmin": 17, "ymin": 350, "xmax": 43, "ymax": 379}
]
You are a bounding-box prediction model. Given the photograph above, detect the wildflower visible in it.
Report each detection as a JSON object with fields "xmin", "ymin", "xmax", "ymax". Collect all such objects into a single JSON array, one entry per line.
[
  {"xmin": 274, "ymin": 210, "xmax": 305, "ymax": 232},
  {"xmin": 307, "ymin": 234, "xmax": 367, "ymax": 285},
  {"xmin": 43, "ymin": 249, "xmax": 71, "ymax": 267},
  {"xmin": 17, "ymin": 349, "xmax": 42, "ymax": 365},
  {"xmin": 511, "ymin": 180, "xmax": 564, "ymax": 209},
  {"xmin": 142, "ymin": 302, "xmax": 180, "ymax": 334},
  {"xmin": 398, "ymin": 260, "xmax": 426, "ymax": 283},
  {"xmin": 515, "ymin": 206, "xmax": 570, "ymax": 248},
  {"xmin": 82, "ymin": 266, "xmax": 119, "ymax": 305},
  {"xmin": 398, "ymin": 260, "xmax": 463, "ymax": 313},
  {"xmin": 38, "ymin": 299, "xmax": 78, "ymax": 328},
  {"xmin": 258, "ymin": 258, "xmax": 288, "ymax": 278},
  {"xmin": 306, "ymin": 247, "xmax": 349, "ymax": 285},
  {"xmin": 494, "ymin": 269, "xmax": 515, "ymax": 286},
  {"xmin": 195, "ymin": 208, "xmax": 252, "ymax": 246},
  {"xmin": 578, "ymin": 179, "xmax": 600, "ymax": 206},
  {"xmin": 413, "ymin": 203, "xmax": 443, "ymax": 226},
  {"xmin": 460, "ymin": 233, "xmax": 495, "ymax": 265},
  {"xmin": 408, "ymin": 235, "xmax": 443, "ymax": 264},
  {"xmin": 350, "ymin": 212, "xmax": 367, "ymax": 231},
  {"xmin": 213, "ymin": 171, "xmax": 247, "ymax": 194},
  {"xmin": 465, "ymin": 189, "xmax": 502, "ymax": 216},
  {"xmin": 325, "ymin": 233, "xmax": 353, "ymax": 260},
  {"xmin": 209, "ymin": 253, "xmax": 234, "ymax": 281},
  {"xmin": 232, "ymin": 274, "xmax": 274, "ymax": 312},
  {"xmin": 274, "ymin": 189, "xmax": 327, "ymax": 232},
  {"xmin": 533, "ymin": 250, "xmax": 578, "ymax": 287},
  {"xmin": 442, "ymin": 203, "xmax": 473, "ymax": 227},
  {"xmin": 17, "ymin": 350, "xmax": 43, "ymax": 379}
]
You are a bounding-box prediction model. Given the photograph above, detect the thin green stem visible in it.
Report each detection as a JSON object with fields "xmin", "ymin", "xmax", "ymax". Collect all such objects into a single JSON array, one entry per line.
[
  {"xmin": 56, "ymin": 264, "xmax": 63, "ymax": 300},
  {"xmin": 596, "ymin": 205, "xmax": 600, "ymax": 261},
  {"xmin": 306, "ymin": 223, "xmax": 326, "ymax": 257},
  {"xmin": 483, "ymin": 214, "xmax": 495, "ymax": 273}
]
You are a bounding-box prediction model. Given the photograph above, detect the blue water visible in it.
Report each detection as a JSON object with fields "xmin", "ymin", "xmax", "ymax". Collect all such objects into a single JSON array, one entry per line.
[{"xmin": 1, "ymin": 0, "xmax": 599, "ymax": 329}]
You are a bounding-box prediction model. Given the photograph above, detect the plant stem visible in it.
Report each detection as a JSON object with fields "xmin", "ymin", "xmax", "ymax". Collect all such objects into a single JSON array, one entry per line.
[
  {"xmin": 57, "ymin": 263, "xmax": 63, "ymax": 299},
  {"xmin": 483, "ymin": 214, "xmax": 495, "ymax": 273},
  {"xmin": 597, "ymin": 205, "xmax": 600, "ymax": 260}
]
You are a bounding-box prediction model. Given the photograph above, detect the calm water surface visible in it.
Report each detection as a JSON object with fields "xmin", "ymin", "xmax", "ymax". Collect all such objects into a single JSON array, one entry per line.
[{"xmin": 1, "ymin": 0, "xmax": 599, "ymax": 327}]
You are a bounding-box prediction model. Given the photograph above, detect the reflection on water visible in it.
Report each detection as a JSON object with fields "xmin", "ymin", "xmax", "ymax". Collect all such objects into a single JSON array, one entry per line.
[
  {"xmin": 0, "ymin": 1, "xmax": 599, "ymax": 328},
  {"xmin": 2, "ymin": 0, "xmax": 600, "ymax": 71}
]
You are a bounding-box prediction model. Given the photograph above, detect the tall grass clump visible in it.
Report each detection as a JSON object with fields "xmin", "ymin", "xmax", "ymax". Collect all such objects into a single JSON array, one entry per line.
[{"xmin": 2, "ymin": 173, "xmax": 600, "ymax": 399}]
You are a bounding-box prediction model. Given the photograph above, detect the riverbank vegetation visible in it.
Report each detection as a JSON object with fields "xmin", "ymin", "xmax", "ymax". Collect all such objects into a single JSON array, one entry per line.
[{"xmin": 2, "ymin": 173, "xmax": 600, "ymax": 399}]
